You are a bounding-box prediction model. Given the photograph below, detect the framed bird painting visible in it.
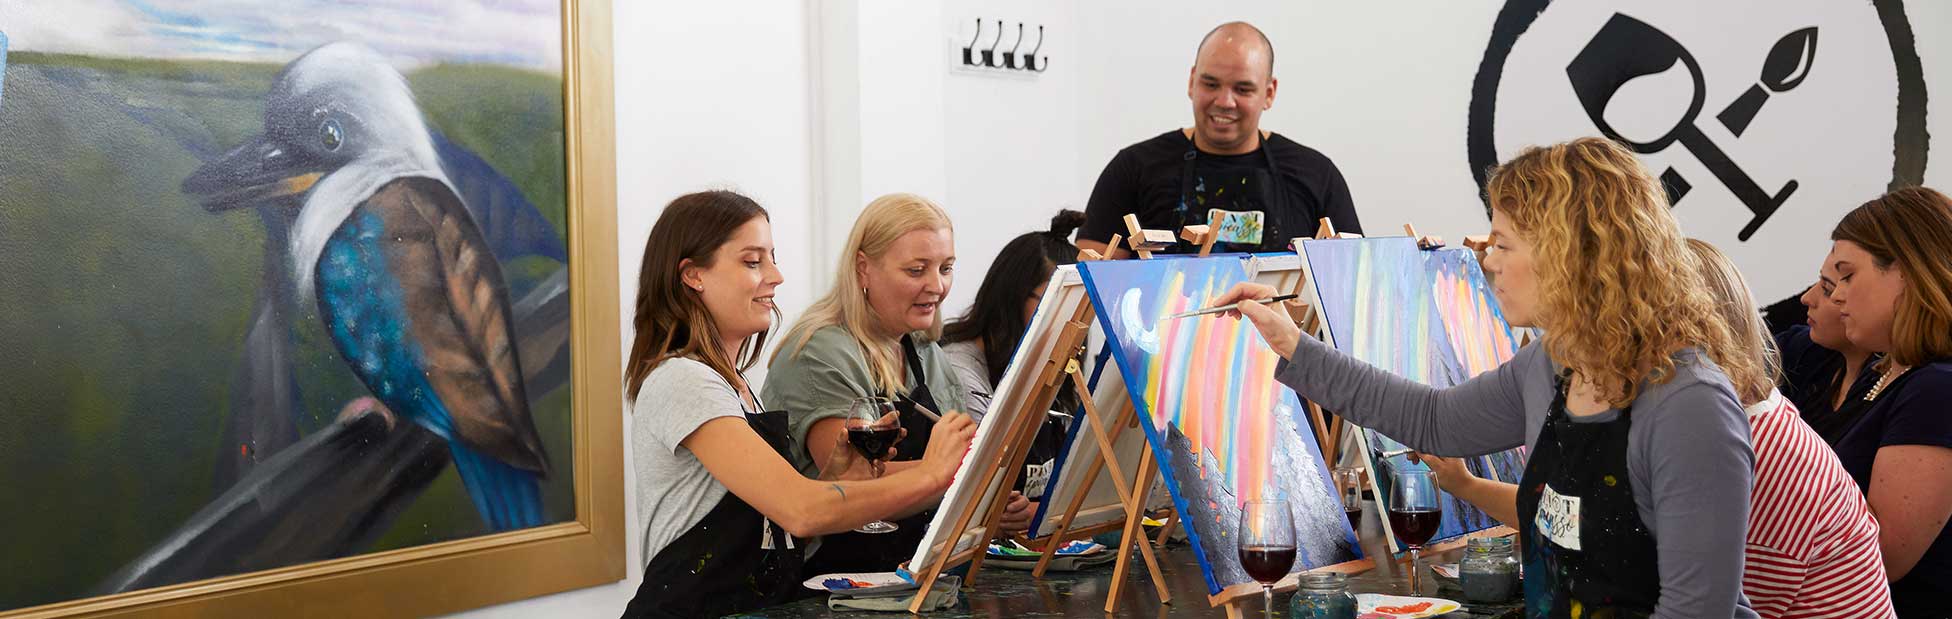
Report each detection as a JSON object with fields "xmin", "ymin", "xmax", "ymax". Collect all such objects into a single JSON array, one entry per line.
[{"xmin": 0, "ymin": 1, "xmax": 623, "ymax": 617}]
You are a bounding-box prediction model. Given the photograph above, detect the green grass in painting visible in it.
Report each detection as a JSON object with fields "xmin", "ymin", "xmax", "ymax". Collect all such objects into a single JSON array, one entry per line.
[{"xmin": 0, "ymin": 51, "xmax": 571, "ymax": 611}]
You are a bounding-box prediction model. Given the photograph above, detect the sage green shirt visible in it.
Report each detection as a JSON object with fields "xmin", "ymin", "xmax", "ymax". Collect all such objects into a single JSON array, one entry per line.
[{"xmin": 762, "ymin": 325, "xmax": 968, "ymax": 477}]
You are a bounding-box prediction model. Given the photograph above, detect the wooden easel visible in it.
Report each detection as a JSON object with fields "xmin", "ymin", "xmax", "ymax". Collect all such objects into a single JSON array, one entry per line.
[
  {"xmin": 1022, "ymin": 219, "xmax": 1182, "ymax": 613},
  {"xmin": 902, "ymin": 290, "xmax": 1103, "ymax": 612}
]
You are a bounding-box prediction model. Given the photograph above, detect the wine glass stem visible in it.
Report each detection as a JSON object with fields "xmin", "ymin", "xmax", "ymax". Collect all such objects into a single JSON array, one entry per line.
[
  {"xmin": 1408, "ymin": 547, "xmax": 1421, "ymax": 594},
  {"xmin": 1262, "ymin": 585, "xmax": 1273, "ymax": 619}
]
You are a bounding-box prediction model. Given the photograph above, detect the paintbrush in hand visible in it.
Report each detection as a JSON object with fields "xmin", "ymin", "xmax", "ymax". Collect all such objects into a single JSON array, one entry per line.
[{"xmin": 1157, "ymin": 293, "xmax": 1299, "ymax": 323}]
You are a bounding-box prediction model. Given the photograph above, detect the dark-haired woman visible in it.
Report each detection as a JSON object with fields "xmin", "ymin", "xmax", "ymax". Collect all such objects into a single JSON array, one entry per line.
[
  {"xmin": 941, "ymin": 210, "xmax": 1086, "ymax": 526},
  {"xmin": 1822, "ymin": 186, "xmax": 1952, "ymax": 616},
  {"xmin": 1775, "ymin": 268, "xmax": 1878, "ymax": 444},
  {"xmin": 621, "ymin": 190, "xmax": 975, "ymax": 618}
]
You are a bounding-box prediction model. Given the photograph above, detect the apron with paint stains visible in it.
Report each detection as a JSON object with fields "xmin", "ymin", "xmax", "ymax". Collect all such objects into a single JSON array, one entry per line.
[
  {"xmin": 1515, "ymin": 370, "xmax": 1659, "ymax": 619},
  {"xmin": 623, "ymin": 396, "xmax": 809, "ymax": 618}
]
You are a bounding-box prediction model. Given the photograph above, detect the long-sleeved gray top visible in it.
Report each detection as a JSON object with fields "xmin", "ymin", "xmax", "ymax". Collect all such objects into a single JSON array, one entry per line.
[{"xmin": 1276, "ymin": 337, "xmax": 1758, "ymax": 619}]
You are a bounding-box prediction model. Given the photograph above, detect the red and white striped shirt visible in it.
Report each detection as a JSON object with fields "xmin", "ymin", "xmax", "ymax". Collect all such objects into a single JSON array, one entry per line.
[{"xmin": 1744, "ymin": 390, "xmax": 1894, "ymax": 618}]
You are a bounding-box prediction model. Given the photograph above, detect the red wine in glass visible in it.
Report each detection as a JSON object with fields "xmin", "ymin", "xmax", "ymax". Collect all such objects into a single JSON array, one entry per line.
[
  {"xmin": 1389, "ymin": 469, "xmax": 1442, "ymax": 595},
  {"xmin": 1238, "ymin": 499, "xmax": 1295, "ymax": 619},
  {"xmin": 1239, "ymin": 545, "xmax": 1298, "ymax": 583},
  {"xmin": 846, "ymin": 425, "xmax": 900, "ymax": 459},
  {"xmin": 846, "ymin": 397, "xmax": 901, "ymax": 534},
  {"xmin": 1387, "ymin": 508, "xmax": 1442, "ymax": 547},
  {"xmin": 1345, "ymin": 506, "xmax": 1363, "ymax": 530}
]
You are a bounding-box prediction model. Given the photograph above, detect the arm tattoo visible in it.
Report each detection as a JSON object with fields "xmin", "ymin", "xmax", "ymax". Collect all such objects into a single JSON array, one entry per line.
[{"xmin": 829, "ymin": 483, "xmax": 846, "ymax": 500}]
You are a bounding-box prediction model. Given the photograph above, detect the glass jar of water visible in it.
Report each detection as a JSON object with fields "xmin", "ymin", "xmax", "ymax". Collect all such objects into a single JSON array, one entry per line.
[
  {"xmin": 1459, "ymin": 536, "xmax": 1519, "ymax": 603},
  {"xmin": 1288, "ymin": 572, "xmax": 1356, "ymax": 619}
]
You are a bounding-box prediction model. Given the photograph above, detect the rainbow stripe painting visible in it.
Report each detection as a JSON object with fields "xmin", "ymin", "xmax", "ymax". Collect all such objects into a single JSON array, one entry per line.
[
  {"xmin": 1425, "ymin": 248, "xmax": 1528, "ymax": 484},
  {"xmin": 1079, "ymin": 256, "xmax": 1360, "ymax": 596},
  {"xmin": 1301, "ymin": 238, "xmax": 1503, "ymax": 551}
]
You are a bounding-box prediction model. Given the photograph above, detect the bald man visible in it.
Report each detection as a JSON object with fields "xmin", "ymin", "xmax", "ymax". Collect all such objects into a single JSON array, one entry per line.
[{"xmin": 1078, "ymin": 22, "xmax": 1361, "ymax": 256}]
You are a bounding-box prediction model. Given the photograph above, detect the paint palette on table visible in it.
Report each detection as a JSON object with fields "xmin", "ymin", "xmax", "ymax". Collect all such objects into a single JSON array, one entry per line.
[{"xmin": 1079, "ymin": 256, "xmax": 1362, "ymax": 598}]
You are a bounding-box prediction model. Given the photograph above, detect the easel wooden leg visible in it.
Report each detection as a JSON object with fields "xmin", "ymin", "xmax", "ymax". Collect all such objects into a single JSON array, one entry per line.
[
  {"xmin": 1106, "ymin": 447, "xmax": 1171, "ymax": 613},
  {"xmin": 1154, "ymin": 506, "xmax": 1177, "ymax": 546},
  {"xmin": 1033, "ymin": 371, "xmax": 1136, "ymax": 577}
]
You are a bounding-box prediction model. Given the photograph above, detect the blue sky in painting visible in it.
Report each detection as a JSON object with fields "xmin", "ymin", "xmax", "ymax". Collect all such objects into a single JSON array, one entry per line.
[{"xmin": 0, "ymin": 0, "xmax": 561, "ymax": 71}]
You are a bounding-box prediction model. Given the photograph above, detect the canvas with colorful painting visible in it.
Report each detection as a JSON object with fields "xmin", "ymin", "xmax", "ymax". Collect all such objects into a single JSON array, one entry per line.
[
  {"xmin": 0, "ymin": 1, "xmax": 574, "ymax": 613},
  {"xmin": 1298, "ymin": 238, "xmax": 1505, "ymax": 552},
  {"xmin": 1424, "ymin": 247, "xmax": 1528, "ymax": 483},
  {"xmin": 1079, "ymin": 256, "xmax": 1361, "ymax": 597}
]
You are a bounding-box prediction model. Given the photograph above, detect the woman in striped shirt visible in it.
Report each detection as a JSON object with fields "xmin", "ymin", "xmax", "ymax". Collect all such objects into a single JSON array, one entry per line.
[{"xmin": 1689, "ymin": 239, "xmax": 1894, "ymax": 618}]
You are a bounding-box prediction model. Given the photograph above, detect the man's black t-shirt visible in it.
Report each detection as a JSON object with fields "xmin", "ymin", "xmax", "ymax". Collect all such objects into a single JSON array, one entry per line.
[{"xmin": 1080, "ymin": 129, "xmax": 1361, "ymax": 254}]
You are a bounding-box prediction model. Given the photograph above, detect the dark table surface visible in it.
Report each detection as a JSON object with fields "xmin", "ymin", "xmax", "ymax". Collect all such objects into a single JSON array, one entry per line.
[{"xmin": 742, "ymin": 499, "xmax": 1524, "ymax": 618}]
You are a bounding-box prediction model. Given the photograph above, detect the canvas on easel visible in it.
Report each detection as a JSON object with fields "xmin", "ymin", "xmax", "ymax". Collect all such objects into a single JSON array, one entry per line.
[
  {"xmin": 1424, "ymin": 247, "xmax": 1528, "ymax": 483},
  {"xmin": 1298, "ymin": 237, "xmax": 1505, "ymax": 553},
  {"xmin": 1027, "ymin": 252, "xmax": 1305, "ymax": 546},
  {"xmin": 903, "ymin": 268, "xmax": 1091, "ymax": 586},
  {"xmin": 1078, "ymin": 256, "xmax": 1362, "ymax": 600}
]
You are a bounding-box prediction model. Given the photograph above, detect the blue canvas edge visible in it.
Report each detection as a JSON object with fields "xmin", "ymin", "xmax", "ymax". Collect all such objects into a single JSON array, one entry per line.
[{"xmin": 1077, "ymin": 259, "xmax": 1226, "ymax": 596}]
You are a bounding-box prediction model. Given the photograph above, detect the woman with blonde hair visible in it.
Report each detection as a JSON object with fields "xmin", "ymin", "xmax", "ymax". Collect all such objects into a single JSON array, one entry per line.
[
  {"xmin": 622, "ymin": 191, "xmax": 974, "ymax": 617},
  {"xmin": 1689, "ymin": 239, "xmax": 1893, "ymax": 618},
  {"xmin": 1214, "ymin": 137, "xmax": 1759, "ymax": 617},
  {"xmin": 764, "ymin": 193, "xmax": 1025, "ymax": 575},
  {"xmin": 1822, "ymin": 186, "xmax": 1952, "ymax": 616}
]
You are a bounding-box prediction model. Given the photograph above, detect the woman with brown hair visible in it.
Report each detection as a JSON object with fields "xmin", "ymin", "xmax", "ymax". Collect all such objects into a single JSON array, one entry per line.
[
  {"xmin": 1822, "ymin": 186, "xmax": 1952, "ymax": 616},
  {"xmin": 1776, "ymin": 265, "xmax": 1879, "ymax": 443},
  {"xmin": 621, "ymin": 191, "xmax": 974, "ymax": 618},
  {"xmin": 1214, "ymin": 137, "xmax": 1759, "ymax": 617}
]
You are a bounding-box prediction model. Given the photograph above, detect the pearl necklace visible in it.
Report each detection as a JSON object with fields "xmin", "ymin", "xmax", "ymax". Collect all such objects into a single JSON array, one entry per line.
[{"xmin": 1865, "ymin": 363, "xmax": 1911, "ymax": 402}]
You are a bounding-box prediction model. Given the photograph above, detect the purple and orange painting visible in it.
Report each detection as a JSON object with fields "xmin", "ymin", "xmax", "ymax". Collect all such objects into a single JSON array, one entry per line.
[
  {"xmin": 1425, "ymin": 248, "xmax": 1529, "ymax": 484},
  {"xmin": 1080, "ymin": 256, "xmax": 1360, "ymax": 596},
  {"xmin": 1301, "ymin": 238, "xmax": 1504, "ymax": 552}
]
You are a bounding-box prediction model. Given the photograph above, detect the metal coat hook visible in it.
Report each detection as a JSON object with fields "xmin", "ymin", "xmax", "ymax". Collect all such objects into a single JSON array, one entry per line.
[
  {"xmin": 961, "ymin": 18, "xmax": 982, "ymax": 66},
  {"xmin": 1003, "ymin": 23, "xmax": 1025, "ymax": 69},
  {"xmin": 1025, "ymin": 25, "xmax": 1048, "ymax": 72},
  {"xmin": 981, "ymin": 20, "xmax": 1005, "ymax": 67}
]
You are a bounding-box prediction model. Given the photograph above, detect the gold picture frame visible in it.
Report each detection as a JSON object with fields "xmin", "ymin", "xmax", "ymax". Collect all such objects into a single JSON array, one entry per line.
[{"xmin": 2, "ymin": 0, "xmax": 624, "ymax": 616}]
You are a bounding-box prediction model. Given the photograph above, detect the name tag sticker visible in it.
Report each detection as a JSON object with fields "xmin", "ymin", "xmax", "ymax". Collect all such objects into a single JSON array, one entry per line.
[
  {"xmin": 1024, "ymin": 459, "xmax": 1054, "ymax": 499},
  {"xmin": 1536, "ymin": 483, "xmax": 1582, "ymax": 551}
]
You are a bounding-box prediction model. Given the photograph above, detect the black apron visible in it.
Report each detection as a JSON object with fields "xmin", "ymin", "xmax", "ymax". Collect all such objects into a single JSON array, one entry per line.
[
  {"xmin": 624, "ymin": 389, "xmax": 811, "ymax": 618},
  {"xmin": 1515, "ymin": 371, "xmax": 1660, "ymax": 619},
  {"xmin": 799, "ymin": 335, "xmax": 945, "ymax": 576},
  {"xmin": 1175, "ymin": 131, "xmax": 1293, "ymax": 253}
]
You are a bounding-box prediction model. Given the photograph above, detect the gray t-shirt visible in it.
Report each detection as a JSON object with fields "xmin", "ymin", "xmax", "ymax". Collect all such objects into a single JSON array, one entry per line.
[
  {"xmin": 631, "ymin": 357, "xmax": 754, "ymax": 564},
  {"xmin": 762, "ymin": 325, "xmax": 967, "ymax": 477},
  {"xmin": 940, "ymin": 338, "xmax": 994, "ymax": 421},
  {"xmin": 1276, "ymin": 338, "xmax": 1758, "ymax": 619}
]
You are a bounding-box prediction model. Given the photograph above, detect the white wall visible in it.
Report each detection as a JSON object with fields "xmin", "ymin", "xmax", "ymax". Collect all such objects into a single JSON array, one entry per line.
[{"xmin": 450, "ymin": 1, "xmax": 1952, "ymax": 616}]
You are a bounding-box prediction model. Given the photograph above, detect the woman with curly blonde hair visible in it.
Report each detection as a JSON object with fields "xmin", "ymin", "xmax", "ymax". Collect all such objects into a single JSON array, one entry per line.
[{"xmin": 1214, "ymin": 137, "xmax": 1760, "ymax": 618}]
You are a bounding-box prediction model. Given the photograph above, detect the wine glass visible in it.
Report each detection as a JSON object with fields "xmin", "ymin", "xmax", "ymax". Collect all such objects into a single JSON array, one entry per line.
[
  {"xmin": 1237, "ymin": 499, "xmax": 1296, "ymax": 619},
  {"xmin": 1333, "ymin": 466, "xmax": 1364, "ymax": 530},
  {"xmin": 844, "ymin": 396, "xmax": 901, "ymax": 534},
  {"xmin": 1388, "ymin": 469, "xmax": 1441, "ymax": 595}
]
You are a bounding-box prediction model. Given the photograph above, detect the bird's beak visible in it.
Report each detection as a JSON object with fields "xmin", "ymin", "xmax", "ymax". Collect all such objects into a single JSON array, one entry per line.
[{"xmin": 182, "ymin": 135, "xmax": 328, "ymax": 212}]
